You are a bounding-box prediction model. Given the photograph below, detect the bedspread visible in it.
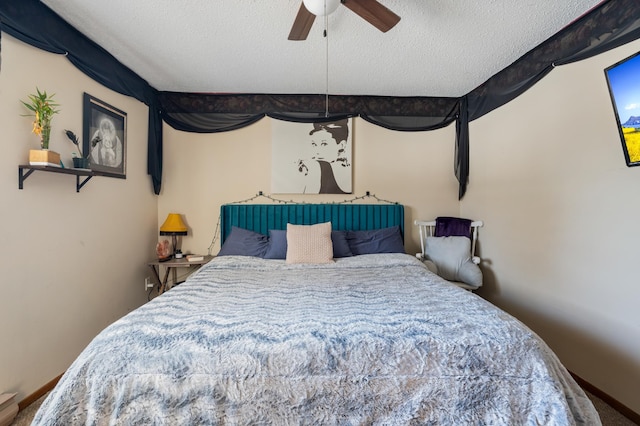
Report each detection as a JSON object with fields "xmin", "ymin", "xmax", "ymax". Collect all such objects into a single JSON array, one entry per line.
[{"xmin": 33, "ymin": 254, "xmax": 600, "ymax": 425}]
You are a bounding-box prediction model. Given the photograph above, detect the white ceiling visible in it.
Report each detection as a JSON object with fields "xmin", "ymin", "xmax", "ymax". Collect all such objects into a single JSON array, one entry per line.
[{"xmin": 41, "ymin": 0, "xmax": 604, "ymax": 98}]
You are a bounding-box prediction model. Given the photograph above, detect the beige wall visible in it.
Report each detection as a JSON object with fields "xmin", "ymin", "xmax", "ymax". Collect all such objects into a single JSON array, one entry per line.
[
  {"xmin": 464, "ymin": 40, "xmax": 640, "ymax": 413},
  {"xmin": 159, "ymin": 117, "xmax": 461, "ymax": 257},
  {"xmin": 0, "ymin": 36, "xmax": 157, "ymax": 401}
]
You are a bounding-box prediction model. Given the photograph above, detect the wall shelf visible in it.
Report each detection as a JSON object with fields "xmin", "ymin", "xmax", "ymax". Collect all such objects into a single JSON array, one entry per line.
[{"xmin": 18, "ymin": 164, "xmax": 94, "ymax": 192}]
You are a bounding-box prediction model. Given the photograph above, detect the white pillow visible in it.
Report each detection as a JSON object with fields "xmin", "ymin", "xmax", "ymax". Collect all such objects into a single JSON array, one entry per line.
[
  {"xmin": 424, "ymin": 236, "xmax": 482, "ymax": 288},
  {"xmin": 286, "ymin": 222, "xmax": 334, "ymax": 264}
]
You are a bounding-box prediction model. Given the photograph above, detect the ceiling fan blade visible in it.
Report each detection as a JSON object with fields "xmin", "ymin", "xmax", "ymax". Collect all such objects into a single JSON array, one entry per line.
[
  {"xmin": 342, "ymin": 0, "xmax": 401, "ymax": 33},
  {"xmin": 288, "ymin": 2, "xmax": 316, "ymax": 40}
]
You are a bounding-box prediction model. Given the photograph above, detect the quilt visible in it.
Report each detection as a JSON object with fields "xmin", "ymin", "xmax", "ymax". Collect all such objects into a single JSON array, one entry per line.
[{"xmin": 33, "ymin": 254, "xmax": 600, "ymax": 425}]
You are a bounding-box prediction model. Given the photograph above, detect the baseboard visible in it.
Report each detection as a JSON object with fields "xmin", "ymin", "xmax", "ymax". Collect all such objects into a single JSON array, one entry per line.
[
  {"xmin": 570, "ymin": 371, "xmax": 640, "ymax": 425},
  {"xmin": 17, "ymin": 373, "xmax": 63, "ymax": 412}
]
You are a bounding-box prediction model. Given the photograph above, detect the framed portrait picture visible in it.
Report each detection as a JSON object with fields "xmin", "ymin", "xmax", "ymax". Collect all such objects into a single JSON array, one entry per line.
[
  {"xmin": 604, "ymin": 51, "xmax": 640, "ymax": 167},
  {"xmin": 83, "ymin": 93, "xmax": 127, "ymax": 178},
  {"xmin": 272, "ymin": 118, "xmax": 353, "ymax": 194}
]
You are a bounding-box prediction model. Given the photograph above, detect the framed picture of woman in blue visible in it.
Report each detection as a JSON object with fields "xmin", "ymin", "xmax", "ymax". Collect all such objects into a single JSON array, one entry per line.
[{"xmin": 271, "ymin": 118, "xmax": 352, "ymax": 194}]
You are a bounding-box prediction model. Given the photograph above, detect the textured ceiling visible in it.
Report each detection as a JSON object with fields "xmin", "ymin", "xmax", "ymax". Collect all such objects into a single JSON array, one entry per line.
[{"xmin": 41, "ymin": 0, "xmax": 604, "ymax": 97}]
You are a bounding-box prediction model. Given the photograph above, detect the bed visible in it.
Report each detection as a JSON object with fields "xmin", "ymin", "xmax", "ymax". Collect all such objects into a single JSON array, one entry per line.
[{"xmin": 33, "ymin": 204, "xmax": 600, "ymax": 425}]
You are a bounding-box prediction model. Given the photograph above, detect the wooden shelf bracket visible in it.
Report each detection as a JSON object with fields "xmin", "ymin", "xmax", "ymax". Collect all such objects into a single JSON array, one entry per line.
[{"xmin": 18, "ymin": 165, "xmax": 94, "ymax": 192}]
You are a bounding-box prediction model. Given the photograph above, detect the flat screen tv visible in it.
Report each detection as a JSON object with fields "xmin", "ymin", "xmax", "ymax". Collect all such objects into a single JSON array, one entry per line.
[{"xmin": 604, "ymin": 50, "xmax": 640, "ymax": 167}]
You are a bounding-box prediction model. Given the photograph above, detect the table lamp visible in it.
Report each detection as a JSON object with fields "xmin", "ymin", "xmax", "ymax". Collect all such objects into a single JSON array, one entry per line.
[{"xmin": 159, "ymin": 213, "xmax": 188, "ymax": 258}]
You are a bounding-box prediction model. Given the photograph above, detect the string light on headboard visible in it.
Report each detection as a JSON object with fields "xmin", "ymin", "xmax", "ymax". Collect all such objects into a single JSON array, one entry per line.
[
  {"xmin": 227, "ymin": 191, "xmax": 297, "ymax": 205},
  {"xmin": 227, "ymin": 190, "xmax": 398, "ymax": 205},
  {"xmin": 206, "ymin": 191, "xmax": 399, "ymax": 255},
  {"xmin": 339, "ymin": 191, "xmax": 398, "ymax": 205}
]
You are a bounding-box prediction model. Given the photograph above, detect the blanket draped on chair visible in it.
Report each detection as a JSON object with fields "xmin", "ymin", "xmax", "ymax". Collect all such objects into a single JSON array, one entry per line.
[{"xmin": 435, "ymin": 217, "xmax": 472, "ymax": 239}]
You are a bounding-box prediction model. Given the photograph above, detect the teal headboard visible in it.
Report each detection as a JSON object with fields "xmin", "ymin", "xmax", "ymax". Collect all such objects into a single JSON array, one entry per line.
[{"xmin": 220, "ymin": 204, "xmax": 404, "ymax": 243}]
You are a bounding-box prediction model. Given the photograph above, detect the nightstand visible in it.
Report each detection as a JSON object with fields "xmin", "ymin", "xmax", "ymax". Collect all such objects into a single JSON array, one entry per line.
[{"xmin": 147, "ymin": 255, "xmax": 214, "ymax": 295}]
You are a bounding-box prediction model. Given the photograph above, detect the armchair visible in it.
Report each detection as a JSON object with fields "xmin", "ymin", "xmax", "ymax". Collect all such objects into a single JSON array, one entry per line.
[{"xmin": 415, "ymin": 218, "xmax": 483, "ymax": 290}]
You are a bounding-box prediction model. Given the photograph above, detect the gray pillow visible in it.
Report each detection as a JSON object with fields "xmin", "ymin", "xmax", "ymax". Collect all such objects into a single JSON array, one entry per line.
[{"xmin": 424, "ymin": 236, "xmax": 482, "ymax": 288}]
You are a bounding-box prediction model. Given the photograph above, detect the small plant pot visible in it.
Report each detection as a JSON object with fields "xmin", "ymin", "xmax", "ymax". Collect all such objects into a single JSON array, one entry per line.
[
  {"xmin": 72, "ymin": 157, "xmax": 90, "ymax": 169},
  {"xmin": 29, "ymin": 149, "xmax": 61, "ymax": 167}
]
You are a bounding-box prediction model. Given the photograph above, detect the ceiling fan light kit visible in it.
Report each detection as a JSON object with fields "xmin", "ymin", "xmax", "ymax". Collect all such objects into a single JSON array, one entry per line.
[
  {"xmin": 289, "ymin": 0, "xmax": 401, "ymax": 41},
  {"xmin": 303, "ymin": 0, "xmax": 340, "ymax": 16}
]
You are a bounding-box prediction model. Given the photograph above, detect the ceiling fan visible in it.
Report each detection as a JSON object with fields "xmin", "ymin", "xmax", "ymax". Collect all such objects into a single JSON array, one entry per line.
[{"xmin": 288, "ymin": 0, "xmax": 401, "ymax": 41}]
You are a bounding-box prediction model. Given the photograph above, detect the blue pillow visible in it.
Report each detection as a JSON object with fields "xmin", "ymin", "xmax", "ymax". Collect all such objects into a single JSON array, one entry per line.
[
  {"xmin": 331, "ymin": 230, "xmax": 353, "ymax": 258},
  {"xmin": 264, "ymin": 229, "xmax": 287, "ymax": 259},
  {"xmin": 263, "ymin": 229, "xmax": 353, "ymax": 259},
  {"xmin": 346, "ymin": 226, "xmax": 405, "ymax": 255},
  {"xmin": 218, "ymin": 226, "xmax": 269, "ymax": 257}
]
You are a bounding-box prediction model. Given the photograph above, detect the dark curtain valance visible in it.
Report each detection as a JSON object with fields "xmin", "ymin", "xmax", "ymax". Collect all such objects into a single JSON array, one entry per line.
[
  {"xmin": 159, "ymin": 92, "xmax": 460, "ymax": 133},
  {"xmin": 2, "ymin": 0, "xmax": 640, "ymax": 197}
]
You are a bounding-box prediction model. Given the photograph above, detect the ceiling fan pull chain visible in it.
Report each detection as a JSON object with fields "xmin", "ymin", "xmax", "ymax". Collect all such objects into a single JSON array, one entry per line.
[{"xmin": 325, "ymin": 10, "xmax": 330, "ymax": 117}]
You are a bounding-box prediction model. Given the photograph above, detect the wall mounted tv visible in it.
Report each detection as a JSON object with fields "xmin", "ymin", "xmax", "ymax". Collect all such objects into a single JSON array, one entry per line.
[{"xmin": 604, "ymin": 50, "xmax": 640, "ymax": 167}]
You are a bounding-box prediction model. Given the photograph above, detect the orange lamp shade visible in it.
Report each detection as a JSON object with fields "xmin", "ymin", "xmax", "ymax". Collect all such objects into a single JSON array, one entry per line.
[{"xmin": 159, "ymin": 213, "xmax": 188, "ymax": 235}]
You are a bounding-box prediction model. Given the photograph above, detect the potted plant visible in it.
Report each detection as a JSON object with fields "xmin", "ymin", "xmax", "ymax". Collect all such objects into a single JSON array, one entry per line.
[
  {"xmin": 21, "ymin": 87, "xmax": 61, "ymax": 167},
  {"xmin": 64, "ymin": 129, "xmax": 100, "ymax": 169}
]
